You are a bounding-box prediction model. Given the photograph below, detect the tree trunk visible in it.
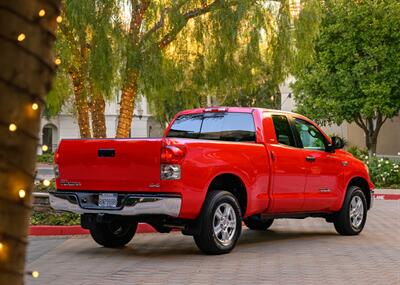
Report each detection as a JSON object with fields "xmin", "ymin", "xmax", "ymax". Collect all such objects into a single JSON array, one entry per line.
[
  {"xmin": 116, "ymin": 72, "xmax": 138, "ymax": 138},
  {"xmin": 90, "ymin": 93, "xmax": 107, "ymax": 138},
  {"xmin": 71, "ymin": 71, "xmax": 91, "ymax": 138},
  {"xmin": 365, "ymin": 132, "xmax": 378, "ymax": 156},
  {"xmin": 355, "ymin": 115, "xmax": 387, "ymax": 156},
  {"xmin": 0, "ymin": 1, "xmax": 60, "ymax": 284}
]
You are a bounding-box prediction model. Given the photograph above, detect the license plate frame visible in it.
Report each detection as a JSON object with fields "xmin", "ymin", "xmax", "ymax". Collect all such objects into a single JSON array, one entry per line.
[{"xmin": 98, "ymin": 193, "xmax": 118, "ymax": 208}]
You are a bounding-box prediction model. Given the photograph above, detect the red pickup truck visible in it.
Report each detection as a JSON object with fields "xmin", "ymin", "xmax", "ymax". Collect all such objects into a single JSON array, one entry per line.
[{"xmin": 50, "ymin": 107, "xmax": 374, "ymax": 254}]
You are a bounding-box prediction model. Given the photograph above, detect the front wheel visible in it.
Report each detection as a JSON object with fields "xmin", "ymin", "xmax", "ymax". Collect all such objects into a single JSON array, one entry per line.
[
  {"xmin": 90, "ymin": 219, "xmax": 137, "ymax": 248},
  {"xmin": 333, "ymin": 186, "xmax": 367, "ymax": 235},
  {"xmin": 193, "ymin": 191, "xmax": 242, "ymax": 255}
]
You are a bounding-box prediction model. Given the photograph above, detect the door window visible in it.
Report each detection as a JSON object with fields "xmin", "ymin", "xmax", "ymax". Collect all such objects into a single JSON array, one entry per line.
[
  {"xmin": 271, "ymin": 115, "xmax": 296, "ymax": 147},
  {"xmin": 294, "ymin": 119, "xmax": 326, "ymax": 151}
]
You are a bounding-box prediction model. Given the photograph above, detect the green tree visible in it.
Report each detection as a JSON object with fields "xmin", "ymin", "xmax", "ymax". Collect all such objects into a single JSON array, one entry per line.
[
  {"xmin": 292, "ymin": 0, "xmax": 400, "ymax": 154},
  {"xmin": 116, "ymin": 0, "xmax": 305, "ymax": 136},
  {"xmin": 48, "ymin": 0, "xmax": 122, "ymax": 138}
]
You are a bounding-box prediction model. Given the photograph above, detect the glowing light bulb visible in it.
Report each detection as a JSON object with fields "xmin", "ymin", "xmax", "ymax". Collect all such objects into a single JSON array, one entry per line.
[
  {"xmin": 32, "ymin": 103, "xmax": 39, "ymax": 110},
  {"xmin": 19, "ymin": 189, "xmax": 26, "ymax": 199},
  {"xmin": 54, "ymin": 58, "xmax": 61, "ymax": 65},
  {"xmin": 32, "ymin": 271, "xmax": 39, "ymax": 278},
  {"xmin": 43, "ymin": 179, "xmax": 50, "ymax": 187},
  {"xmin": 0, "ymin": 242, "xmax": 3, "ymax": 250},
  {"xmin": 56, "ymin": 16, "xmax": 62, "ymax": 23},
  {"xmin": 17, "ymin": 33, "xmax": 26, "ymax": 42},
  {"xmin": 9, "ymin": 123, "xmax": 17, "ymax": 132},
  {"xmin": 38, "ymin": 9, "xmax": 46, "ymax": 17},
  {"xmin": 42, "ymin": 145, "xmax": 49, "ymax": 152}
]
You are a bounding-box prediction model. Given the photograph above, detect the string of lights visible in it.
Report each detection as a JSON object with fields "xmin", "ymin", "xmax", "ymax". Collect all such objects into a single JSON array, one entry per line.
[
  {"xmin": 0, "ymin": 121, "xmax": 40, "ymax": 141},
  {"xmin": 0, "ymin": 34, "xmax": 56, "ymax": 73},
  {"xmin": 0, "ymin": 1, "xmax": 61, "ymax": 281},
  {"xmin": 0, "ymin": 4, "xmax": 57, "ymax": 40}
]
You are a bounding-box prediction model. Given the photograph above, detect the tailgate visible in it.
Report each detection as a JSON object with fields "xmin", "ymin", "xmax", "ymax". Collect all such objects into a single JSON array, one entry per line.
[{"xmin": 56, "ymin": 139, "xmax": 162, "ymax": 192}]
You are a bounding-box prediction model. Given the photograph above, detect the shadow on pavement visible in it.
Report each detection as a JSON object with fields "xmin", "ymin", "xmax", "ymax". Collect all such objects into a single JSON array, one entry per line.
[{"xmin": 74, "ymin": 228, "xmax": 338, "ymax": 258}]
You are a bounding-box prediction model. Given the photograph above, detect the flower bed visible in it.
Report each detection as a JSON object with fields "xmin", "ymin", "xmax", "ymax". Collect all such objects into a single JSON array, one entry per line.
[{"xmin": 347, "ymin": 147, "xmax": 400, "ymax": 188}]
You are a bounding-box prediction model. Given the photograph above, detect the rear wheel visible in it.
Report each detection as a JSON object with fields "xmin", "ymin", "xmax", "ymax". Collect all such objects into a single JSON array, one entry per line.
[
  {"xmin": 244, "ymin": 215, "xmax": 274, "ymax": 231},
  {"xmin": 193, "ymin": 191, "xmax": 242, "ymax": 255},
  {"xmin": 90, "ymin": 219, "xmax": 137, "ymax": 248},
  {"xmin": 333, "ymin": 186, "xmax": 367, "ymax": 235}
]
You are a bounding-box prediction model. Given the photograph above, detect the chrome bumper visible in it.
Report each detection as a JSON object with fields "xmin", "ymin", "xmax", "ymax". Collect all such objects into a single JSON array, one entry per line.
[{"xmin": 49, "ymin": 192, "xmax": 181, "ymax": 217}]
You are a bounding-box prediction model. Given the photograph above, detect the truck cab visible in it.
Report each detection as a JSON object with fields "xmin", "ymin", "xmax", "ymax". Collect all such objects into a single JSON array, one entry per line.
[{"xmin": 50, "ymin": 107, "xmax": 374, "ymax": 254}]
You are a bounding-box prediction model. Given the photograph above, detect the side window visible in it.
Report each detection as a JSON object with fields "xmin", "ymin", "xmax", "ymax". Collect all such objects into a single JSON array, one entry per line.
[
  {"xmin": 271, "ymin": 115, "xmax": 296, "ymax": 147},
  {"xmin": 294, "ymin": 118, "xmax": 326, "ymax": 151}
]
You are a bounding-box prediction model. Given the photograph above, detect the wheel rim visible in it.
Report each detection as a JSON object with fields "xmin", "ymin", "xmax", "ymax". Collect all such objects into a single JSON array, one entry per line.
[
  {"xmin": 213, "ymin": 203, "xmax": 237, "ymax": 246},
  {"xmin": 349, "ymin": 196, "xmax": 364, "ymax": 229}
]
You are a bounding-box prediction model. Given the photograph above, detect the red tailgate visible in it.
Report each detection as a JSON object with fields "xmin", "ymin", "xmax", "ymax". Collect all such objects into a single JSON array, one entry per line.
[{"xmin": 56, "ymin": 139, "xmax": 162, "ymax": 192}]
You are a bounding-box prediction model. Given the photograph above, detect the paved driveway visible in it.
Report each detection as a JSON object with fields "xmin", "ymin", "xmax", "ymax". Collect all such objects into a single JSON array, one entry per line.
[{"xmin": 26, "ymin": 200, "xmax": 400, "ymax": 285}]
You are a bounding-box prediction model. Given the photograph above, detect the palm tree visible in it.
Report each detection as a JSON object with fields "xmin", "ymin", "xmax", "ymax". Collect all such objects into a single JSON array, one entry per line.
[{"xmin": 0, "ymin": 1, "xmax": 60, "ymax": 284}]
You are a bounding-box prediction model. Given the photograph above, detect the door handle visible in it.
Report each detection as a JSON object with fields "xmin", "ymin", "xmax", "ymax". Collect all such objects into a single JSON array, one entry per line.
[{"xmin": 306, "ymin": 155, "xmax": 316, "ymax": 162}]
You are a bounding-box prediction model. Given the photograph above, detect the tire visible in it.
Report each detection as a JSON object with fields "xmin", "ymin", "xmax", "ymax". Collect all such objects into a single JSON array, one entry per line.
[
  {"xmin": 90, "ymin": 219, "xmax": 138, "ymax": 248},
  {"xmin": 193, "ymin": 191, "xmax": 242, "ymax": 255},
  {"xmin": 244, "ymin": 215, "xmax": 274, "ymax": 231},
  {"xmin": 333, "ymin": 186, "xmax": 367, "ymax": 235}
]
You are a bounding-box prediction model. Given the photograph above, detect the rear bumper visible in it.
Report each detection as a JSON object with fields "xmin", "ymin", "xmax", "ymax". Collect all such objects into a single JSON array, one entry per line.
[{"xmin": 49, "ymin": 191, "xmax": 181, "ymax": 217}]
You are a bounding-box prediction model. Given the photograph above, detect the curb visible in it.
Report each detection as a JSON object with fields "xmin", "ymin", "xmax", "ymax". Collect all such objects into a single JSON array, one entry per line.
[
  {"xmin": 373, "ymin": 194, "xmax": 400, "ymax": 200},
  {"xmin": 29, "ymin": 223, "xmax": 156, "ymax": 236}
]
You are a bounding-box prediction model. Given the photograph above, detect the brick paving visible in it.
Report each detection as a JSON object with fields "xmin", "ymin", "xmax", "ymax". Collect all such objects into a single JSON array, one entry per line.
[{"xmin": 26, "ymin": 200, "xmax": 400, "ymax": 285}]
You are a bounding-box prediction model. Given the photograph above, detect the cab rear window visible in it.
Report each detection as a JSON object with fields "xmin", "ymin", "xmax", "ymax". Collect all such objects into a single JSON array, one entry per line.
[{"xmin": 167, "ymin": 112, "xmax": 256, "ymax": 142}]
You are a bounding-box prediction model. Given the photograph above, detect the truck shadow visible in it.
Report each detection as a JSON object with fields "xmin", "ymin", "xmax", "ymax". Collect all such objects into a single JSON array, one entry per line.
[
  {"xmin": 238, "ymin": 228, "xmax": 338, "ymax": 246},
  {"xmin": 76, "ymin": 228, "xmax": 338, "ymax": 258}
]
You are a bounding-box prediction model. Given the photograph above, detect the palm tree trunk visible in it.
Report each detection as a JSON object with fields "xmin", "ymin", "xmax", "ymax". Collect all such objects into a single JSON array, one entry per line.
[
  {"xmin": 90, "ymin": 94, "xmax": 107, "ymax": 138},
  {"xmin": 0, "ymin": 1, "xmax": 60, "ymax": 284},
  {"xmin": 71, "ymin": 71, "xmax": 91, "ymax": 138},
  {"xmin": 116, "ymin": 71, "xmax": 138, "ymax": 138}
]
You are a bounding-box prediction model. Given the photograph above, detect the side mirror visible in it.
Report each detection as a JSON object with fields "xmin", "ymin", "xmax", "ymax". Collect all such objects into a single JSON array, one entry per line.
[{"xmin": 331, "ymin": 136, "xmax": 345, "ymax": 149}]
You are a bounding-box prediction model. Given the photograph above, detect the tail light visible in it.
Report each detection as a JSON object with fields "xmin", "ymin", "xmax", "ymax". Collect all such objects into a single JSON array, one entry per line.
[
  {"xmin": 54, "ymin": 147, "xmax": 60, "ymax": 164},
  {"xmin": 161, "ymin": 145, "xmax": 186, "ymax": 164},
  {"xmin": 54, "ymin": 147, "xmax": 60, "ymax": 178},
  {"xmin": 161, "ymin": 145, "xmax": 186, "ymax": 180},
  {"xmin": 204, "ymin": 107, "xmax": 228, "ymax": 112}
]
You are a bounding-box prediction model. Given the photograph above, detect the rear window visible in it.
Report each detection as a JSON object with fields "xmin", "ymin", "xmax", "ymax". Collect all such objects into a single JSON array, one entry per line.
[{"xmin": 167, "ymin": 112, "xmax": 256, "ymax": 142}]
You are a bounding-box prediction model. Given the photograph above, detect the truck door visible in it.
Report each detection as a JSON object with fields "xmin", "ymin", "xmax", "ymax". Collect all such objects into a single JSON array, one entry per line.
[
  {"xmin": 291, "ymin": 118, "xmax": 343, "ymax": 212},
  {"xmin": 266, "ymin": 114, "xmax": 307, "ymax": 213}
]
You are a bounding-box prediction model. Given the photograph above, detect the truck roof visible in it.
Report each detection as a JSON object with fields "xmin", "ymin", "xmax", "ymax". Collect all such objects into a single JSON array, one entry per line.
[{"xmin": 177, "ymin": 107, "xmax": 301, "ymax": 117}]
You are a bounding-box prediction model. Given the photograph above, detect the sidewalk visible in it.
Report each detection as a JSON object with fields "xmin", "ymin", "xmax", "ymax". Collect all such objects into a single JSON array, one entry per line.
[{"xmin": 374, "ymin": 188, "xmax": 400, "ymax": 194}]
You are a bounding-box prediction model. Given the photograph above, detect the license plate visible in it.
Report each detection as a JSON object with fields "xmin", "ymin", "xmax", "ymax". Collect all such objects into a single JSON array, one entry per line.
[{"xmin": 98, "ymin": 193, "xmax": 118, "ymax": 208}]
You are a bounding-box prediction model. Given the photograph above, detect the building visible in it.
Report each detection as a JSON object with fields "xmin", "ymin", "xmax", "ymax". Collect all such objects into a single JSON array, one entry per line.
[
  {"xmin": 280, "ymin": 77, "xmax": 400, "ymax": 156},
  {"xmin": 39, "ymin": 96, "xmax": 164, "ymax": 153}
]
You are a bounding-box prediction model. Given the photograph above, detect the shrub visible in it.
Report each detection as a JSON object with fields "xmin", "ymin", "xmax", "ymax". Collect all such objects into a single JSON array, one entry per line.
[
  {"xmin": 37, "ymin": 153, "xmax": 54, "ymax": 164},
  {"xmin": 347, "ymin": 146, "xmax": 400, "ymax": 188},
  {"xmin": 34, "ymin": 179, "xmax": 56, "ymax": 192},
  {"xmin": 30, "ymin": 211, "xmax": 80, "ymax": 225}
]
